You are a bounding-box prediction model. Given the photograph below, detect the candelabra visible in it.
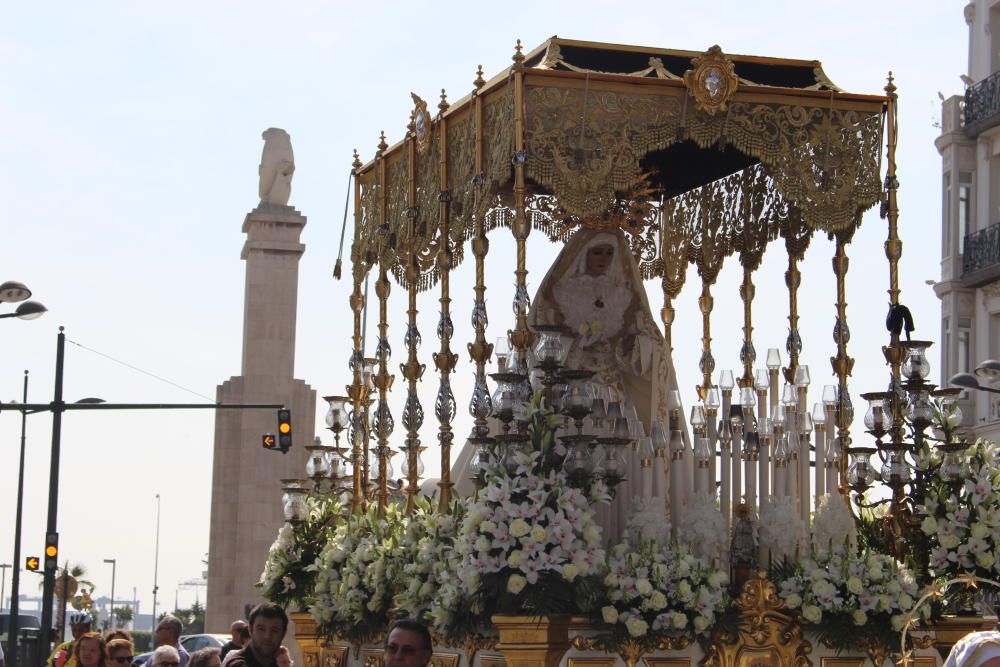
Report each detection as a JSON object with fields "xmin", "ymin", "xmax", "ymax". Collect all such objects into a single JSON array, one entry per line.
[{"xmin": 845, "ymin": 339, "xmax": 964, "ymax": 579}]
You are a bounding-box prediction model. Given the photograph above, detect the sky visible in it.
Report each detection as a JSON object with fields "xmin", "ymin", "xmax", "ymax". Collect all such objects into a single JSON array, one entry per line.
[{"xmin": 0, "ymin": 1, "xmax": 968, "ymax": 626}]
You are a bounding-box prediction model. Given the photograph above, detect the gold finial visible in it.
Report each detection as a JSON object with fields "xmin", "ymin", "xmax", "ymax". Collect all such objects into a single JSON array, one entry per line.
[
  {"xmin": 474, "ymin": 65, "xmax": 485, "ymax": 89},
  {"xmin": 512, "ymin": 38, "xmax": 524, "ymax": 65},
  {"xmin": 406, "ymin": 111, "xmax": 416, "ymax": 135},
  {"xmin": 885, "ymin": 70, "xmax": 896, "ymax": 96},
  {"xmin": 352, "ymin": 149, "xmax": 362, "ymax": 170},
  {"xmin": 377, "ymin": 131, "xmax": 388, "ymax": 155},
  {"xmin": 439, "ymin": 88, "xmax": 449, "ymax": 114}
]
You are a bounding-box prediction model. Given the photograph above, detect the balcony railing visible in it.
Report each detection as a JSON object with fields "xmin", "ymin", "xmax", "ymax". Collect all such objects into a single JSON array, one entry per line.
[
  {"xmin": 963, "ymin": 221, "xmax": 1000, "ymax": 285},
  {"xmin": 965, "ymin": 70, "xmax": 1000, "ymax": 132}
]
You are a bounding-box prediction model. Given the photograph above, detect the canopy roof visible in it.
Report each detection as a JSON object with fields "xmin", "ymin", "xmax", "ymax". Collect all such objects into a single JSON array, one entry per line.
[{"xmin": 351, "ymin": 37, "xmax": 889, "ymax": 291}]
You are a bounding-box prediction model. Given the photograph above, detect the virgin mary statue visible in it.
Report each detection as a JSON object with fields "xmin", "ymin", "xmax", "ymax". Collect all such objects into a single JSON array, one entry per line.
[{"xmin": 453, "ymin": 227, "xmax": 685, "ymax": 544}]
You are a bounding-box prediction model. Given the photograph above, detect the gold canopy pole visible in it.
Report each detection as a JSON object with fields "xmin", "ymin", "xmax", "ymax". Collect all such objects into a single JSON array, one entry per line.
[
  {"xmin": 508, "ymin": 40, "xmax": 533, "ymax": 362},
  {"xmin": 347, "ymin": 150, "xmax": 367, "ymax": 513},
  {"xmin": 374, "ymin": 262, "xmax": 393, "ymax": 516},
  {"xmin": 831, "ymin": 231, "xmax": 854, "ymax": 496},
  {"xmin": 468, "ymin": 67, "xmax": 494, "ymax": 445},
  {"xmin": 739, "ymin": 268, "xmax": 755, "ymax": 385},
  {"xmin": 434, "ymin": 90, "xmax": 458, "ymax": 512},
  {"xmin": 401, "ymin": 118, "xmax": 425, "ymax": 515},
  {"xmin": 882, "ymin": 74, "xmax": 904, "ymax": 443}
]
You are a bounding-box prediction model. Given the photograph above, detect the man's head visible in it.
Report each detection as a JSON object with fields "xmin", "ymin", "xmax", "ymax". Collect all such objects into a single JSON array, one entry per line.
[
  {"xmin": 154, "ymin": 615, "xmax": 183, "ymax": 648},
  {"xmin": 585, "ymin": 243, "xmax": 615, "ymax": 277},
  {"xmin": 247, "ymin": 603, "xmax": 288, "ymax": 659},
  {"xmin": 239, "ymin": 627, "xmax": 250, "ymax": 647},
  {"xmin": 383, "ymin": 620, "xmax": 432, "ymax": 667},
  {"xmin": 151, "ymin": 645, "xmax": 180, "ymax": 667},
  {"xmin": 68, "ymin": 612, "xmax": 93, "ymax": 640},
  {"xmin": 188, "ymin": 647, "xmax": 222, "ymax": 667},
  {"xmin": 229, "ymin": 621, "xmax": 248, "ymax": 644}
]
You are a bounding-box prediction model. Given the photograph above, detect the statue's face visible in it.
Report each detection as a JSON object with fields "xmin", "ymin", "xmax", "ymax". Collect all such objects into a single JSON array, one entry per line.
[{"xmin": 585, "ymin": 243, "xmax": 615, "ymax": 276}]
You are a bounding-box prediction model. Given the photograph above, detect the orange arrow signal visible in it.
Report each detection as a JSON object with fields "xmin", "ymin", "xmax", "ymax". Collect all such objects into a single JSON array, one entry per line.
[
  {"xmin": 262, "ymin": 433, "xmax": 276, "ymax": 449},
  {"xmin": 26, "ymin": 556, "xmax": 39, "ymax": 571}
]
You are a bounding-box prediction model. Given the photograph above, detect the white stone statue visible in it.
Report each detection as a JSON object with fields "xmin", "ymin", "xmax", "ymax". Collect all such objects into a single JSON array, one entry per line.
[{"xmin": 258, "ymin": 128, "xmax": 295, "ymax": 206}]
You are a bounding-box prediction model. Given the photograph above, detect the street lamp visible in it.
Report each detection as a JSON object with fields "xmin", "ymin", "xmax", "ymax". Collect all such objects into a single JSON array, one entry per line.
[
  {"xmin": 950, "ymin": 360, "xmax": 1000, "ymax": 395},
  {"xmin": 0, "ymin": 281, "xmax": 46, "ymax": 320},
  {"xmin": 103, "ymin": 559, "xmax": 116, "ymax": 629}
]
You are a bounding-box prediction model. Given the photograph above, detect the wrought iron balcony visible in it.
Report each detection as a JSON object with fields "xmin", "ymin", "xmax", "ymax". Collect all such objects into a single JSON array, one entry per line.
[
  {"xmin": 965, "ymin": 70, "xmax": 1000, "ymax": 134},
  {"xmin": 962, "ymin": 221, "xmax": 1000, "ymax": 286}
]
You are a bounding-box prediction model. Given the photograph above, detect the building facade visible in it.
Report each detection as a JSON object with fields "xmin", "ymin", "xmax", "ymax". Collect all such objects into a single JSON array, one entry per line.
[{"xmin": 935, "ymin": 0, "xmax": 1000, "ymax": 443}]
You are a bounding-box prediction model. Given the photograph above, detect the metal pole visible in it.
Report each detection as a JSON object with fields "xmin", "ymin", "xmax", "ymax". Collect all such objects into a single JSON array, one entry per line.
[
  {"xmin": 40, "ymin": 328, "xmax": 66, "ymax": 659},
  {"xmin": 1, "ymin": 564, "xmax": 9, "ymax": 611},
  {"xmin": 103, "ymin": 559, "xmax": 116, "ymax": 629},
  {"xmin": 152, "ymin": 494, "xmax": 160, "ymax": 634},
  {"xmin": 8, "ymin": 370, "xmax": 29, "ymax": 667}
]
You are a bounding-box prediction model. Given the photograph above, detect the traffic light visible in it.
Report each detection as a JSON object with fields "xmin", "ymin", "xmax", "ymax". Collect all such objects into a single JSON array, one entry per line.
[
  {"xmin": 44, "ymin": 532, "xmax": 58, "ymax": 571},
  {"xmin": 262, "ymin": 433, "xmax": 277, "ymax": 451},
  {"xmin": 26, "ymin": 555, "xmax": 39, "ymax": 571},
  {"xmin": 277, "ymin": 409, "xmax": 292, "ymax": 453}
]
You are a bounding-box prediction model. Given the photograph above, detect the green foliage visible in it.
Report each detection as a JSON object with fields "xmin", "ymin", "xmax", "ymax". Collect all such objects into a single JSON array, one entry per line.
[{"xmin": 131, "ymin": 631, "xmax": 153, "ymax": 651}]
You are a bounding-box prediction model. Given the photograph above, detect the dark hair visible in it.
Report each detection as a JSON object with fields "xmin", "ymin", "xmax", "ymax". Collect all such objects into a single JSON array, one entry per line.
[
  {"xmin": 106, "ymin": 638, "xmax": 135, "ymax": 657},
  {"xmin": 248, "ymin": 602, "xmax": 288, "ymax": 635},
  {"xmin": 187, "ymin": 647, "xmax": 221, "ymax": 667},
  {"xmin": 157, "ymin": 615, "xmax": 183, "ymax": 641},
  {"xmin": 385, "ymin": 619, "xmax": 432, "ymax": 652},
  {"xmin": 74, "ymin": 631, "xmax": 109, "ymax": 666},
  {"xmin": 239, "ymin": 627, "xmax": 250, "ymax": 641},
  {"xmin": 104, "ymin": 630, "xmax": 133, "ymax": 646}
]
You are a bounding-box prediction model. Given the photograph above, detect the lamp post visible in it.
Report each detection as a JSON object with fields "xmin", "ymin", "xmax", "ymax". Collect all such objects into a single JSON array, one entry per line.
[
  {"xmin": 7, "ymin": 370, "xmax": 29, "ymax": 667},
  {"xmin": 152, "ymin": 494, "xmax": 161, "ymax": 635},
  {"xmin": 950, "ymin": 361, "xmax": 1000, "ymax": 395},
  {"xmin": 0, "ymin": 280, "xmax": 46, "ymax": 321},
  {"xmin": 103, "ymin": 559, "xmax": 116, "ymax": 629}
]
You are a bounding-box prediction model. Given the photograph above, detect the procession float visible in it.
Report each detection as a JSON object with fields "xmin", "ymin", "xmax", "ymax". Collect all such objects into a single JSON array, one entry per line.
[{"xmin": 259, "ymin": 37, "xmax": 1000, "ymax": 666}]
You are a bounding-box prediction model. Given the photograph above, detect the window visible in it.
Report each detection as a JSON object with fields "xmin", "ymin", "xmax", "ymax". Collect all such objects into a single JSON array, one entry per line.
[
  {"xmin": 944, "ymin": 173, "xmax": 952, "ymax": 255},
  {"xmin": 959, "ymin": 172, "xmax": 972, "ymax": 254},
  {"xmin": 943, "ymin": 316, "xmax": 951, "ymax": 380},
  {"xmin": 959, "ymin": 322, "xmax": 971, "ymax": 375}
]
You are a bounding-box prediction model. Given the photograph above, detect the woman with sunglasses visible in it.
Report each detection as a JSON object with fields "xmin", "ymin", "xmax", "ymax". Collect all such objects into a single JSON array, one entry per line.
[
  {"xmin": 73, "ymin": 632, "xmax": 108, "ymax": 667},
  {"xmin": 107, "ymin": 638, "xmax": 135, "ymax": 667}
]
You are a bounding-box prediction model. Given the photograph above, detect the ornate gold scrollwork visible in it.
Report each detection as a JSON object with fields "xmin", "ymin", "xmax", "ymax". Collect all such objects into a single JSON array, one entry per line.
[
  {"xmin": 412, "ymin": 93, "xmax": 433, "ymax": 155},
  {"xmin": 702, "ymin": 573, "xmax": 812, "ymax": 667},
  {"xmin": 683, "ymin": 45, "xmax": 739, "ymax": 116}
]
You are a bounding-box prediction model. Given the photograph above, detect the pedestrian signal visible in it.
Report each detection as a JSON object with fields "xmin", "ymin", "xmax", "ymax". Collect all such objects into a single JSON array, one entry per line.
[
  {"xmin": 44, "ymin": 532, "xmax": 58, "ymax": 571},
  {"xmin": 277, "ymin": 409, "xmax": 292, "ymax": 453},
  {"xmin": 26, "ymin": 556, "xmax": 39, "ymax": 571}
]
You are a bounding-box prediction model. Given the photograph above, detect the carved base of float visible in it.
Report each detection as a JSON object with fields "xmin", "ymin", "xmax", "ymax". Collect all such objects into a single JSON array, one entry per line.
[{"xmin": 292, "ymin": 580, "xmax": 989, "ymax": 667}]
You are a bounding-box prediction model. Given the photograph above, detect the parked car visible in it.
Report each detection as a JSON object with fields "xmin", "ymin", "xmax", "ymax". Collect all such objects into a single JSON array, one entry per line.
[{"xmin": 133, "ymin": 635, "xmax": 229, "ymax": 667}]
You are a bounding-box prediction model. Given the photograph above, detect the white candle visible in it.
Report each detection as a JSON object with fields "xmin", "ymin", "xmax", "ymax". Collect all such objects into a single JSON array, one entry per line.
[
  {"xmin": 814, "ymin": 422, "xmax": 826, "ymax": 499},
  {"xmin": 745, "ymin": 455, "xmax": 757, "ymax": 510}
]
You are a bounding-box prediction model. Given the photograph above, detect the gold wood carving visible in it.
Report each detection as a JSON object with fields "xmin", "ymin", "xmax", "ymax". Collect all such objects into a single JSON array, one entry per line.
[
  {"xmin": 361, "ymin": 648, "xmax": 384, "ymax": 667},
  {"xmin": 493, "ymin": 615, "xmax": 573, "ymax": 667},
  {"xmin": 819, "ymin": 659, "xmax": 863, "ymax": 667},
  {"xmin": 412, "ymin": 93, "xmax": 433, "ymax": 154},
  {"xmin": 567, "ymin": 657, "xmax": 617, "ymax": 667},
  {"xmin": 321, "ymin": 643, "xmax": 349, "ymax": 667},
  {"xmin": 480, "ymin": 655, "xmax": 507, "ymax": 667},
  {"xmin": 430, "ymin": 653, "xmax": 460, "ymax": 667},
  {"xmin": 701, "ymin": 573, "xmax": 812, "ymax": 667},
  {"xmin": 642, "ymin": 660, "xmax": 691, "ymax": 667},
  {"xmin": 683, "ymin": 45, "xmax": 739, "ymax": 115}
]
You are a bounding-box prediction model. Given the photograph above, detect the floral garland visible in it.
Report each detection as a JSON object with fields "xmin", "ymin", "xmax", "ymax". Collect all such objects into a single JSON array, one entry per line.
[
  {"xmin": 257, "ymin": 494, "xmax": 343, "ymax": 610},
  {"xmin": 774, "ymin": 548, "xmax": 925, "ymax": 655},
  {"xmin": 309, "ymin": 504, "xmax": 405, "ymax": 645},
  {"xmin": 598, "ymin": 540, "xmax": 729, "ymax": 650}
]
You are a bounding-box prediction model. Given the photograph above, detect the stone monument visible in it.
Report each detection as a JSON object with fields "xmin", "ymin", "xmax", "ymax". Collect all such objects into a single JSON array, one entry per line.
[{"xmin": 205, "ymin": 128, "xmax": 316, "ymax": 636}]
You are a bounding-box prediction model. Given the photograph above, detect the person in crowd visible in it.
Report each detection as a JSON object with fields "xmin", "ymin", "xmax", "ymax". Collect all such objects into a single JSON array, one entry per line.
[
  {"xmin": 221, "ymin": 629, "xmax": 250, "ymax": 667},
  {"xmin": 48, "ymin": 612, "xmax": 95, "ymax": 667},
  {"xmin": 142, "ymin": 616, "xmax": 188, "ymax": 667},
  {"xmin": 383, "ymin": 620, "xmax": 432, "ymax": 667},
  {"xmin": 73, "ymin": 632, "xmax": 108, "ymax": 667},
  {"xmin": 944, "ymin": 630, "xmax": 1000, "ymax": 666},
  {"xmin": 275, "ymin": 648, "xmax": 291, "ymax": 667},
  {"xmin": 103, "ymin": 631, "xmax": 132, "ymax": 646},
  {"xmin": 150, "ymin": 647, "xmax": 180, "ymax": 667},
  {"xmin": 219, "ymin": 622, "xmax": 248, "ymax": 661},
  {"xmin": 225, "ymin": 603, "xmax": 288, "ymax": 667},
  {"xmin": 106, "ymin": 638, "xmax": 135, "ymax": 667},
  {"xmin": 187, "ymin": 648, "xmax": 222, "ymax": 667}
]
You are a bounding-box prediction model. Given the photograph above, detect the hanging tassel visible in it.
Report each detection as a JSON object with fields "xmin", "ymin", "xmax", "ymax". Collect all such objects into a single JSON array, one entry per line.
[{"xmin": 333, "ymin": 169, "xmax": 354, "ymax": 280}]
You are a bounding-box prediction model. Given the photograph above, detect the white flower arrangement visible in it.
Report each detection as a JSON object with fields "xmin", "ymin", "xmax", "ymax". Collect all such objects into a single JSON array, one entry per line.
[
  {"xmin": 759, "ymin": 497, "xmax": 805, "ymax": 564},
  {"xmin": 917, "ymin": 439, "xmax": 1000, "ymax": 580},
  {"xmin": 675, "ymin": 493, "xmax": 726, "ymax": 563},
  {"xmin": 624, "ymin": 496, "xmax": 670, "ymax": 548},
  {"xmin": 393, "ymin": 498, "xmax": 471, "ymax": 641},
  {"xmin": 811, "ymin": 494, "xmax": 856, "ymax": 556},
  {"xmin": 599, "ymin": 540, "xmax": 729, "ymax": 647},
  {"xmin": 308, "ymin": 504, "xmax": 405, "ymax": 644},
  {"xmin": 774, "ymin": 549, "xmax": 926, "ymax": 653}
]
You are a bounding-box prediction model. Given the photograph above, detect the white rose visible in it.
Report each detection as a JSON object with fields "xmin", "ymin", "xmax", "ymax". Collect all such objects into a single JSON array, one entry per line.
[
  {"xmin": 649, "ymin": 591, "xmax": 668, "ymax": 610},
  {"xmin": 604, "ymin": 573, "xmax": 619, "ymax": 587},
  {"xmin": 693, "ymin": 616, "xmax": 710, "ymax": 634},
  {"xmin": 509, "ymin": 519, "xmax": 530, "ymax": 538},
  {"xmin": 784, "ymin": 593, "xmax": 802, "ymax": 609},
  {"xmin": 583, "ymin": 524, "xmax": 601, "ymax": 544},
  {"xmin": 852, "ymin": 609, "xmax": 867, "ymax": 625},
  {"xmin": 508, "ymin": 550, "xmax": 523, "ymax": 569},
  {"xmin": 480, "ymin": 520, "xmax": 497, "ymax": 534},
  {"xmin": 625, "ymin": 617, "xmax": 648, "ymax": 637},
  {"xmin": 886, "ymin": 580, "xmax": 901, "ymax": 595},
  {"xmin": 846, "ymin": 577, "xmax": 863, "ymax": 595},
  {"xmin": 671, "ymin": 612, "xmax": 688, "ymax": 629},
  {"xmin": 601, "ymin": 606, "xmax": 619, "ymax": 624},
  {"xmin": 563, "ymin": 563, "xmax": 580, "ymax": 582},
  {"xmin": 802, "ymin": 605, "xmax": 822, "ymax": 624},
  {"xmin": 347, "ymin": 573, "xmax": 360, "ymax": 587},
  {"xmin": 531, "ymin": 525, "xmax": 548, "ymax": 543},
  {"xmin": 507, "ymin": 574, "xmax": 527, "ymax": 594},
  {"xmin": 940, "ymin": 534, "xmax": 961, "ymax": 550},
  {"xmin": 636, "ymin": 579, "xmax": 653, "ymax": 596},
  {"xmin": 921, "ymin": 516, "xmax": 938, "ymax": 535},
  {"xmin": 978, "ymin": 553, "xmax": 996, "ymax": 569},
  {"xmin": 898, "ymin": 593, "xmax": 913, "ymax": 611},
  {"xmin": 475, "ymin": 536, "xmax": 491, "ymax": 553}
]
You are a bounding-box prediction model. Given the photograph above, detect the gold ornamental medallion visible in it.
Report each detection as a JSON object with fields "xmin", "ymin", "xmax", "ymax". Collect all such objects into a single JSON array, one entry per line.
[{"xmin": 683, "ymin": 45, "xmax": 739, "ymax": 115}]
